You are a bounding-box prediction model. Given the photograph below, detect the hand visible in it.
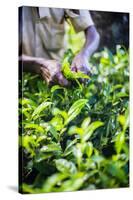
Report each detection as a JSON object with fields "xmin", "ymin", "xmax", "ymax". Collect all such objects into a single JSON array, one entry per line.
[
  {"xmin": 37, "ymin": 59, "xmax": 69, "ymax": 86},
  {"xmin": 70, "ymin": 52, "xmax": 91, "ymax": 75}
]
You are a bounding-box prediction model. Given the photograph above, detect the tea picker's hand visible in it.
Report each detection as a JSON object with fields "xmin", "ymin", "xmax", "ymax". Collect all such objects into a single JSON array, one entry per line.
[
  {"xmin": 70, "ymin": 25, "xmax": 100, "ymax": 76},
  {"xmin": 70, "ymin": 52, "xmax": 92, "ymax": 76},
  {"xmin": 38, "ymin": 59, "xmax": 69, "ymax": 86}
]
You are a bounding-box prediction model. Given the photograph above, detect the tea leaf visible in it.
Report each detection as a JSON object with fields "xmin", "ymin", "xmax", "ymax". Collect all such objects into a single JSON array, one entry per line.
[
  {"xmin": 25, "ymin": 123, "xmax": 44, "ymax": 133},
  {"xmin": 65, "ymin": 99, "xmax": 88, "ymax": 125},
  {"xmin": 55, "ymin": 159, "xmax": 77, "ymax": 174},
  {"xmin": 115, "ymin": 131, "xmax": 125, "ymax": 154},
  {"xmin": 82, "ymin": 121, "xmax": 104, "ymax": 141},
  {"xmin": 32, "ymin": 101, "xmax": 52, "ymax": 119}
]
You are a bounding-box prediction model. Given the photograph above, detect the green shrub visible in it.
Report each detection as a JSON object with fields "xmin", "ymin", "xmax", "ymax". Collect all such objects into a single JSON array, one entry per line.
[{"xmin": 19, "ymin": 45, "xmax": 129, "ymax": 193}]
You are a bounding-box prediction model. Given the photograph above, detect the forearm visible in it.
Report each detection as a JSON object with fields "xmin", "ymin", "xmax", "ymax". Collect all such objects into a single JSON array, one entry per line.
[{"xmin": 81, "ymin": 25, "xmax": 100, "ymax": 58}]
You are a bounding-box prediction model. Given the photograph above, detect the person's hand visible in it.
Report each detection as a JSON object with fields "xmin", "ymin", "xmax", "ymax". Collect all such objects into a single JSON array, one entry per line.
[
  {"xmin": 70, "ymin": 52, "xmax": 91, "ymax": 75},
  {"xmin": 37, "ymin": 59, "xmax": 69, "ymax": 86}
]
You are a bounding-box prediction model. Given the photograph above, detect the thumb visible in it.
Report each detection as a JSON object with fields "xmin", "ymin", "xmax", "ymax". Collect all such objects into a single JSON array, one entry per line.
[{"xmin": 56, "ymin": 72, "xmax": 69, "ymax": 86}]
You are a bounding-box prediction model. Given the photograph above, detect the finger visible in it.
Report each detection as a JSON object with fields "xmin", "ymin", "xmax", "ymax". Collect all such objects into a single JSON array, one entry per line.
[
  {"xmin": 40, "ymin": 68, "xmax": 51, "ymax": 84},
  {"xmin": 77, "ymin": 65, "xmax": 90, "ymax": 75},
  {"xmin": 41, "ymin": 71, "xmax": 50, "ymax": 83},
  {"xmin": 41, "ymin": 72, "xmax": 50, "ymax": 80},
  {"xmin": 40, "ymin": 66, "xmax": 50, "ymax": 76},
  {"xmin": 40, "ymin": 66, "xmax": 50, "ymax": 75},
  {"xmin": 40, "ymin": 67, "xmax": 50, "ymax": 78},
  {"xmin": 59, "ymin": 78, "xmax": 70, "ymax": 86},
  {"xmin": 41, "ymin": 72, "xmax": 50, "ymax": 83},
  {"xmin": 41, "ymin": 73, "xmax": 50, "ymax": 84},
  {"xmin": 57, "ymin": 72, "xmax": 69, "ymax": 86}
]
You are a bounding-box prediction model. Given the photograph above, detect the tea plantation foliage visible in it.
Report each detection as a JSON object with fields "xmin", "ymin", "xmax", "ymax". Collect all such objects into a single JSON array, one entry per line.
[{"xmin": 19, "ymin": 46, "xmax": 129, "ymax": 193}]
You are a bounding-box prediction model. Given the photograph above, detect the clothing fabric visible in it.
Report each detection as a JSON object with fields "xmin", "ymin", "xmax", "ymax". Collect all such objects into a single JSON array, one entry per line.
[{"xmin": 19, "ymin": 6, "xmax": 94, "ymax": 60}]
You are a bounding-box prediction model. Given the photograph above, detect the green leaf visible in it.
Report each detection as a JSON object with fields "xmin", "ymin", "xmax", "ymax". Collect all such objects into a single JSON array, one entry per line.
[
  {"xmin": 115, "ymin": 92, "xmax": 128, "ymax": 99},
  {"xmin": 55, "ymin": 159, "xmax": 77, "ymax": 174},
  {"xmin": 118, "ymin": 115, "xmax": 125, "ymax": 127},
  {"xmin": 50, "ymin": 115, "xmax": 64, "ymax": 131},
  {"xmin": 85, "ymin": 142, "xmax": 93, "ymax": 157},
  {"xmin": 32, "ymin": 101, "xmax": 52, "ymax": 119},
  {"xmin": 22, "ymin": 184, "xmax": 37, "ymax": 194},
  {"xmin": 42, "ymin": 173, "xmax": 68, "ymax": 192},
  {"xmin": 51, "ymin": 85, "xmax": 64, "ymax": 93},
  {"xmin": 115, "ymin": 131, "xmax": 125, "ymax": 154},
  {"xmin": 68, "ymin": 99, "xmax": 88, "ymax": 116},
  {"xmin": 106, "ymin": 162, "xmax": 126, "ymax": 182},
  {"xmin": 68, "ymin": 126, "xmax": 84, "ymax": 136},
  {"xmin": 65, "ymin": 99, "xmax": 88, "ymax": 125},
  {"xmin": 40, "ymin": 122, "xmax": 59, "ymax": 140},
  {"xmin": 52, "ymin": 107, "xmax": 68, "ymax": 121},
  {"xmin": 40, "ymin": 143, "xmax": 61, "ymax": 153},
  {"xmin": 92, "ymin": 155, "xmax": 105, "ymax": 164},
  {"xmin": 25, "ymin": 123, "xmax": 44, "ymax": 133},
  {"xmin": 111, "ymin": 84, "xmax": 123, "ymax": 92},
  {"xmin": 124, "ymin": 109, "xmax": 129, "ymax": 131},
  {"xmin": 35, "ymin": 152, "xmax": 52, "ymax": 163},
  {"xmin": 64, "ymin": 138, "xmax": 78, "ymax": 156},
  {"xmin": 58, "ymin": 172, "xmax": 89, "ymax": 192},
  {"xmin": 73, "ymin": 144, "xmax": 82, "ymax": 167},
  {"xmin": 21, "ymin": 135, "xmax": 36, "ymax": 156},
  {"xmin": 82, "ymin": 121, "xmax": 104, "ymax": 141},
  {"xmin": 21, "ymin": 98, "xmax": 36, "ymax": 107},
  {"xmin": 81, "ymin": 117, "xmax": 91, "ymax": 130}
]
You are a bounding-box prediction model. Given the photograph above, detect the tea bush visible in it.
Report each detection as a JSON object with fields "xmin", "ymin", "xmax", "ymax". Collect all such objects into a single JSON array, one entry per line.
[{"xmin": 19, "ymin": 45, "xmax": 129, "ymax": 193}]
